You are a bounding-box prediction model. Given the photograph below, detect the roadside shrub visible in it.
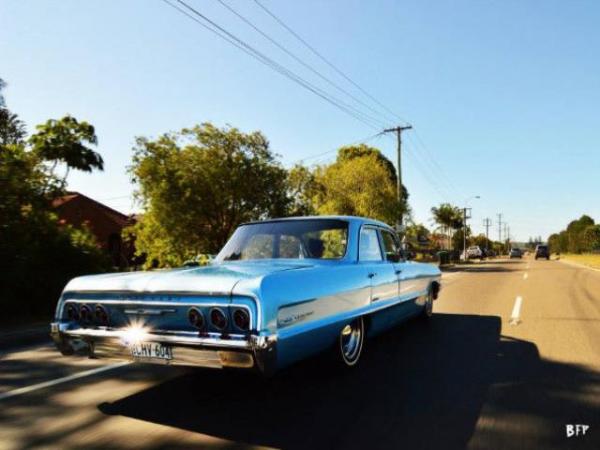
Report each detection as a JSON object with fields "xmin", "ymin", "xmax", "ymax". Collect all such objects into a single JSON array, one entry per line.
[{"xmin": 0, "ymin": 214, "xmax": 110, "ymax": 325}]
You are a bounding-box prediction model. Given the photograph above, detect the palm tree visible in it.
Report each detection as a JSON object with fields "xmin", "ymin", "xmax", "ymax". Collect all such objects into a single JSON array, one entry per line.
[{"xmin": 431, "ymin": 203, "xmax": 462, "ymax": 250}]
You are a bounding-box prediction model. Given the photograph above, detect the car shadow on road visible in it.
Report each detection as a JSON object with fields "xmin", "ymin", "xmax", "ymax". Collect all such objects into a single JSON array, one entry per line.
[{"xmin": 97, "ymin": 313, "xmax": 600, "ymax": 450}]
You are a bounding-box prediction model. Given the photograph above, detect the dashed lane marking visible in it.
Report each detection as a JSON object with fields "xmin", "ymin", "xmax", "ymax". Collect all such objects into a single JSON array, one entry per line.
[
  {"xmin": 509, "ymin": 296, "xmax": 523, "ymax": 326},
  {"xmin": 0, "ymin": 362, "xmax": 130, "ymax": 401}
]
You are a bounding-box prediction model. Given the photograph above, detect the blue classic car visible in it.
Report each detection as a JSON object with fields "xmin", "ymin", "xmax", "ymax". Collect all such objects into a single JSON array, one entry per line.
[{"xmin": 51, "ymin": 216, "xmax": 441, "ymax": 375}]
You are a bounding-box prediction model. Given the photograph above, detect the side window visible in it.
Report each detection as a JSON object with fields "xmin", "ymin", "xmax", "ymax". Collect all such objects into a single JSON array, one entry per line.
[
  {"xmin": 359, "ymin": 227, "xmax": 383, "ymax": 261},
  {"xmin": 380, "ymin": 230, "xmax": 400, "ymax": 262}
]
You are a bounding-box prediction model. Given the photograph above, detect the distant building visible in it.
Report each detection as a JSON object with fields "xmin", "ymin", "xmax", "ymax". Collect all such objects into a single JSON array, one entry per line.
[{"xmin": 52, "ymin": 192, "xmax": 137, "ymax": 268}]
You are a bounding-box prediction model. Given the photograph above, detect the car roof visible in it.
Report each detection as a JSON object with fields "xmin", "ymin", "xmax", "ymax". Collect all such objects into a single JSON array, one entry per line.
[{"xmin": 241, "ymin": 215, "xmax": 395, "ymax": 232}]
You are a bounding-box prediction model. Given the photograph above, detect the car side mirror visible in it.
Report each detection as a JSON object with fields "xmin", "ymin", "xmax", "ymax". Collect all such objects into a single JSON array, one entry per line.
[
  {"xmin": 387, "ymin": 252, "xmax": 400, "ymax": 263},
  {"xmin": 402, "ymin": 251, "xmax": 415, "ymax": 261}
]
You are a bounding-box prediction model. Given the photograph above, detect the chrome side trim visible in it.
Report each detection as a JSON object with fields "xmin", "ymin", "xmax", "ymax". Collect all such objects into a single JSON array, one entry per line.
[
  {"xmin": 63, "ymin": 289, "xmax": 232, "ymax": 297},
  {"xmin": 124, "ymin": 308, "xmax": 176, "ymax": 315},
  {"xmin": 277, "ymin": 286, "xmax": 433, "ymax": 340}
]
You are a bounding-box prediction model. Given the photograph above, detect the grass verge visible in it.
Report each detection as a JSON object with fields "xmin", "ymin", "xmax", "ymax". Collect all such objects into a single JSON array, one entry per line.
[{"xmin": 558, "ymin": 253, "xmax": 600, "ymax": 270}]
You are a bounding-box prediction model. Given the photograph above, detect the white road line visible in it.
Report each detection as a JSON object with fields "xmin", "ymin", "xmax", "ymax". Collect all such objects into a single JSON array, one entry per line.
[
  {"xmin": 0, "ymin": 362, "xmax": 130, "ymax": 401},
  {"xmin": 509, "ymin": 296, "xmax": 523, "ymax": 325},
  {"xmin": 523, "ymin": 272, "xmax": 528, "ymax": 280}
]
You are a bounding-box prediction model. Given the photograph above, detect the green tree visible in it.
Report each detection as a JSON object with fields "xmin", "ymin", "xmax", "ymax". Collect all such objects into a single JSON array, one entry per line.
[
  {"xmin": 431, "ymin": 203, "xmax": 463, "ymax": 249},
  {"xmin": 30, "ymin": 115, "xmax": 104, "ymax": 186},
  {"xmin": 312, "ymin": 151, "xmax": 404, "ymax": 226},
  {"xmin": 0, "ymin": 109, "xmax": 26, "ymax": 146},
  {"xmin": 0, "ymin": 82, "xmax": 109, "ymax": 322},
  {"xmin": 582, "ymin": 224, "xmax": 600, "ymax": 251},
  {"xmin": 0, "ymin": 79, "xmax": 26, "ymax": 145},
  {"xmin": 287, "ymin": 164, "xmax": 319, "ymax": 216},
  {"xmin": 336, "ymin": 144, "xmax": 409, "ymax": 214},
  {"xmin": 472, "ymin": 233, "xmax": 493, "ymax": 250},
  {"xmin": 129, "ymin": 123, "xmax": 290, "ymax": 267},
  {"xmin": 337, "ymin": 144, "xmax": 398, "ymax": 184},
  {"xmin": 0, "ymin": 77, "xmax": 5, "ymax": 107},
  {"xmin": 451, "ymin": 226, "xmax": 471, "ymax": 252},
  {"xmin": 0, "ymin": 142, "xmax": 108, "ymax": 322},
  {"xmin": 565, "ymin": 215, "xmax": 595, "ymax": 253}
]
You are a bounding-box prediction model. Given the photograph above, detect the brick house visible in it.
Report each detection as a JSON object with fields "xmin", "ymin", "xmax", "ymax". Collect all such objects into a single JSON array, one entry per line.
[{"xmin": 52, "ymin": 192, "xmax": 137, "ymax": 268}]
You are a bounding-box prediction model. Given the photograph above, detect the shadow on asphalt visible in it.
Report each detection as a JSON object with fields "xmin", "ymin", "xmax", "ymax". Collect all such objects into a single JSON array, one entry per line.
[{"xmin": 97, "ymin": 313, "xmax": 600, "ymax": 450}]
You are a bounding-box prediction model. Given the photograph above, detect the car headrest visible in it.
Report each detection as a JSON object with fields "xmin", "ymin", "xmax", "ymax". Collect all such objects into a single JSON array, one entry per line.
[{"xmin": 307, "ymin": 238, "xmax": 324, "ymax": 258}]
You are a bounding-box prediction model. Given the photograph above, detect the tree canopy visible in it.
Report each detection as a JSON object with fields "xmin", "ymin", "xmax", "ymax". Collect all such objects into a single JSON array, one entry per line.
[
  {"xmin": 129, "ymin": 123, "xmax": 290, "ymax": 266},
  {"xmin": 548, "ymin": 215, "xmax": 600, "ymax": 253},
  {"xmin": 313, "ymin": 152, "xmax": 404, "ymax": 225},
  {"xmin": 0, "ymin": 81, "xmax": 108, "ymax": 322},
  {"xmin": 29, "ymin": 115, "xmax": 103, "ymax": 185}
]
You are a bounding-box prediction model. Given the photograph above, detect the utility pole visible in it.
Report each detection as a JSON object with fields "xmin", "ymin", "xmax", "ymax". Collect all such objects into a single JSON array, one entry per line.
[
  {"xmin": 462, "ymin": 207, "xmax": 471, "ymax": 259},
  {"xmin": 383, "ymin": 125, "xmax": 412, "ymax": 231},
  {"xmin": 497, "ymin": 213, "xmax": 503, "ymax": 243},
  {"xmin": 483, "ymin": 218, "xmax": 492, "ymax": 250}
]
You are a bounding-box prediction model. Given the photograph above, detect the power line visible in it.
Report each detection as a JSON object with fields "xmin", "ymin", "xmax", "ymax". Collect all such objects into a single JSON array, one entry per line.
[
  {"xmin": 163, "ymin": 0, "xmax": 384, "ymax": 131},
  {"xmin": 408, "ymin": 130, "xmax": 464, "ymax": 201},
  {"xmin": 389, "ymin": 134, "xmax": 453, "ymax": 203},
  {"xmin": 216, "ymin": 0, "xmax": 394, "ymax": 128},
  {"xmin": 253, "ymin": 0, "xmax": 409, "ymax": 125},
  {"xmin": 293, "ymin": 131, "xmax": 383, "ymax": 165}
]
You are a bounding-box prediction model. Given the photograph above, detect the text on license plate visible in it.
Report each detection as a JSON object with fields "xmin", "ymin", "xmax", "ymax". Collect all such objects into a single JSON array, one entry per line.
[{"xmin": 130, "ymin": 342, "xmax": 173, "ymax": 360}]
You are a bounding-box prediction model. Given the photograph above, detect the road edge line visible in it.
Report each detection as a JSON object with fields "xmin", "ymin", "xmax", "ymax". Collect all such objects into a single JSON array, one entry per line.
[{"xmin": 0, "ymin": 361, "xmax": 131, "ymax": 401}]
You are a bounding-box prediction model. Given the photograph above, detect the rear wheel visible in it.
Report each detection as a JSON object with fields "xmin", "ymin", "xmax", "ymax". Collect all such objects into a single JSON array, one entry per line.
[
  {"xmin": 337, "ymin": 317, "xmax": 364, "ymax": 367},
  {"xmin": 421, "ymin": 289, "xmax": 434, "ymax": 319}
]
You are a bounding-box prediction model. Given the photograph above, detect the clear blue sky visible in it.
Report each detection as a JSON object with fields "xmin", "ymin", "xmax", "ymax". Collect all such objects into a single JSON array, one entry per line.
[{"xmin": 2, "ymin": 0, "xmax": 599, "ymax": 241}]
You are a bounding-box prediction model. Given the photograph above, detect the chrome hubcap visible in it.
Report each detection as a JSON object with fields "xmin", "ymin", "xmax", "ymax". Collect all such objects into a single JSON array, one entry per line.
[
  {"xmin": 425, "ymin": 293, "xmax": 433, "ymax": 316},
  {"xmin": 340, "ymin": 319, "xmax": 362, "ymax": 362}
]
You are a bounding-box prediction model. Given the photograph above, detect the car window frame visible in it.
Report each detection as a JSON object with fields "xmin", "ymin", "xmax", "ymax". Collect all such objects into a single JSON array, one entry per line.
[
  {"xmin": 357, "ymin": 225, "xmax": 385, "ymax": 263},
  {"xmin": 378, "ymin": 228, "xmax": 402, "ymax": 263}
]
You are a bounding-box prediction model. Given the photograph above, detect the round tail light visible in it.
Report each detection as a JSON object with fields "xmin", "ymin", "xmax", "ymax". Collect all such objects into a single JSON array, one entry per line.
[
  {"xmin": 65, "ymin": 304, "xmax": 79, "ymax": 321},
  {"xmin": 233, "ymin": 309, "xmax": 250, "ymax": 331},
  {"xmin": 210, "ymin": 308, "xmax": 228, "ymax": 330},
  {"xmin": 79, "ymin": 304, "xmax": 93, "ymax": 324},
  {"xmin": 95, "ymin": 305, "xmax": 110, "ymax": 326},
  {"xmin": 188, "ymin": 307, "xmax": 205, "ymax": 330}
]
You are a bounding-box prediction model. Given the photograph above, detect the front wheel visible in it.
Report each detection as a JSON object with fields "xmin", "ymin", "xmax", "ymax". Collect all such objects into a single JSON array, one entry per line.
[
  {"xmin": 337, "ymin": 317, "xmax": 365, "ymax": 367},
  {"xmin": 421, "ymin": 289, "xmax": 434, "ymax": 319}
]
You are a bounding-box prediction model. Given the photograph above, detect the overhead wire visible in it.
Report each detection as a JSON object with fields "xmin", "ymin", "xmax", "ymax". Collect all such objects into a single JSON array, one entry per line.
[
  {"xmin": 164, "ymin": 0, "xmax": 463, "ymax": 207},
  {"xmin": 292, "ymin": 131, "xmax": 384, "ymax": 166},
  {"xmin": 253, "ymin": 0, "xmax": 410, "ymax": 126},
  {"xmin": 216, "ymin": 0, "xmax": 394, "ymax": 128},
  {"xmin": 163, "ymin": 0, "xmax": 385, "ymax": 131}
]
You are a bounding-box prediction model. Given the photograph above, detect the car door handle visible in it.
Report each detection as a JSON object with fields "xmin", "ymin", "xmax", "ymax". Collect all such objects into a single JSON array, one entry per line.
[
  {"xmin": 368, "ymin": 273, "xmax": 377, "ymax": 278},
  {"xmin": 395, "ymin": 270, "xmax": 402, "ymax": 274}
]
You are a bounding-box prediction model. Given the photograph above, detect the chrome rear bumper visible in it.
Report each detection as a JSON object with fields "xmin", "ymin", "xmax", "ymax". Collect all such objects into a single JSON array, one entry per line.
[{"xmin": 50, "ymin": 322, "xmax": 277, "ymax": 375}]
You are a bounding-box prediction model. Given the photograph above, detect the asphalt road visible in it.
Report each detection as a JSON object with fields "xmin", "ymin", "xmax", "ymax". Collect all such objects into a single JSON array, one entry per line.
[{"xmin": 1, "ymin": 258, "xmax": 599, "ymax": 450}]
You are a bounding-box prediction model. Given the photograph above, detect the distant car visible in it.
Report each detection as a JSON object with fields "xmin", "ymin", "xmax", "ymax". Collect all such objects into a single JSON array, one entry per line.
[
  {"xmin": 535, "ymin": 244, "xmax": 550, "ymax": 260},
  {"xmin": 466, "ymin": 245, "xmax": 484, "ymax": 260},
  {"xmin": 509, "ymin": 248, "xmax": 523, "ymax": 259},
  {"xmin": 484, "ymin": 249, "xmax": 496, "ymax": 257}
]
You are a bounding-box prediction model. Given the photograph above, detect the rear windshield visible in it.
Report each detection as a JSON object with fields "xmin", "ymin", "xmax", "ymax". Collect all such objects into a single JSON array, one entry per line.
[{"xmin": 216, "ymin": 219, "xmax": 349, "ymax": 262}]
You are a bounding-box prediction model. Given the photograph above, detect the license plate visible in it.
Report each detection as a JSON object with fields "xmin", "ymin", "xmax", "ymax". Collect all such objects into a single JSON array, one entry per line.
[{"xmin": 130, "ymin": 342, "xmax": 173, "ymax": 360}]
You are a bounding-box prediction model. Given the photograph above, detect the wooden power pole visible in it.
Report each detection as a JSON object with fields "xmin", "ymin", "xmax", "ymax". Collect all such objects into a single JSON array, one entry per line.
[{"xmin": 383, "ymin": 125, "xmax": 412, "ymax": 230}]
